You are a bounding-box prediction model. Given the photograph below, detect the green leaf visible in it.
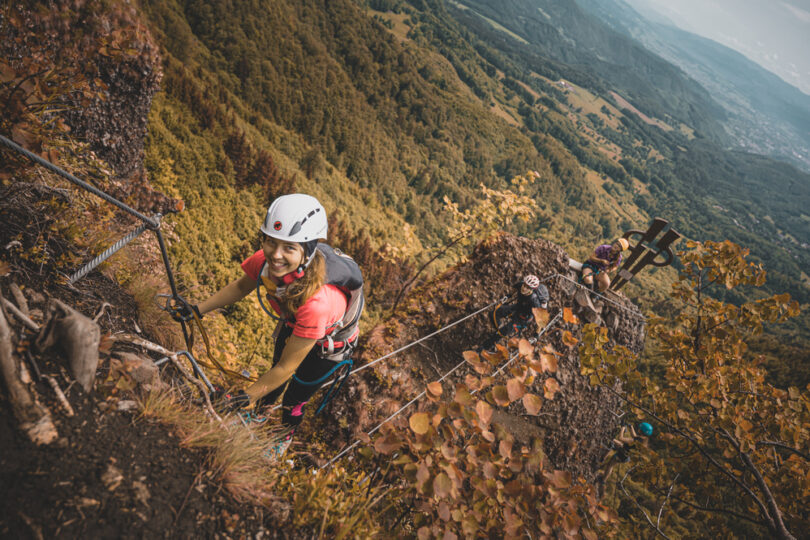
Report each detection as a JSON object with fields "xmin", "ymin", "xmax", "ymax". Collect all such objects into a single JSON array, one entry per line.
[{"xmin": 433, "ymin": 472, "xmax": 452, "ymax": 498}]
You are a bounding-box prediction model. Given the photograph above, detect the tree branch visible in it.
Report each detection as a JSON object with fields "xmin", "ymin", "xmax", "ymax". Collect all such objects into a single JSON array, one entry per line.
[
  {"xmin": 389, "ymin": 230, "xmax": 471, "ymax": 314},
  {"xmin": 657, "ymin": 473, "xmax": 679, "ymax": 529},
  {"xmin": 1, "ymin": 297, "xmax": 39, "ymax": 331},
  {"xmin": 618, "ymin": 466, "xmax": 671, "ymax": 540},
  {"xmin": 756, "ymin": 441, "xmax": 810, "ymax": 461},
  {"xmin": 594, "ymin": 375, "xmax": 771, "ymax": 522},
  {"xmin": 717, "ymin": 428, "xmax": 795, "ymax": 540},
  {"xmin": 662, "ymin": 492, "xmax": 763, "ymax": 526}
]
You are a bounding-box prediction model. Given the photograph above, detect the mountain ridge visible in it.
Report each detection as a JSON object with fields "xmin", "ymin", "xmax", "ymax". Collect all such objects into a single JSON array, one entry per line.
[{"xmin": 576, "ymin": 0, "xmax": 810, "ymax": 172}]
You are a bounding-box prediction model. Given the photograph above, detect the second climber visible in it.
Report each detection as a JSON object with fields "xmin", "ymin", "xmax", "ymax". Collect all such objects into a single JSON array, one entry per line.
[
  {"xmin": 581, "ymin": 238, "xmax": 629, "ymax": 292},
  {"xmin": 481, "ymin": 274, "xmax": 549, "ymax": 351}
]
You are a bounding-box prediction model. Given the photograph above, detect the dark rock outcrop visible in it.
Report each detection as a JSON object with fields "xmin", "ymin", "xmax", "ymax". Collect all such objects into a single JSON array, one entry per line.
[{"xmin": 327, "ymin": 232, "xmax": 646, "ymax": 483}]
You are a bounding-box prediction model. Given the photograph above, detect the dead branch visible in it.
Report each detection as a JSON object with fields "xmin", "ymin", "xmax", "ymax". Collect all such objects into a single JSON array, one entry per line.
[
  {"xmin": 661, "ymin": 491, "xmax": 762, "ymax": 526},
  {"xmin": 718, "ymin": 428, "xmax": 797, "ymax": 540},
  {"xmin": 657, "ymin": 473, "xmax": 679, "ymax": 529},
  {"xmin": 24, "ymin": 350, "xmax": 41, "ymax": 381},
  {"xmin": 36, "ymin": 299, "xmax": 100, "ymax": 392},
  {"xmin": 113, "ymin": 335, "xmax": 222, "ymax": 422},
  {"xmin": 17, "ymin": 511, "xmax": 43, "ymax": 540},
  {"xmin": 168, "ymin": 355, "xmax": 221, "ymax": 423},
  {"xmin": 115, "ymin": 333, "xmax": 173, "ymax": 356},
  {"xmin": 93, "ymin": 302, "xmax": 111, "ymax": 323},
  {"xmin": 9, "ymin": 282, "xmax": 29, "ymax": 317},
  {"xmin": 0, "ymin": 294, "xmax": 58, "ymax": 445},
  {"xmin": 618, "ymin": 466, "xmax": 671, "ymax": 540},
  {"xmin": 18, "ymin": 359, "xmax": 32, "ymax": 384},
  {"xmin": 1, "ymin": 296, "xmax": 39, "ymax": 331},
  {"xmin": 43, "ymin": 374, "xmax": 75, "ymax": 417},
  {"xmin": 756, "ymin": 440, "xmax": 810, "ymax": 461}
]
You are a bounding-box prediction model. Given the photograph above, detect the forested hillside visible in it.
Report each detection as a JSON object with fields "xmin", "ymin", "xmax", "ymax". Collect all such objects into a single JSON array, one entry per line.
[
  {"xmin": 578, "ymin": 0, "xmax": 810, "ymax": 173},
  {"xmin": 136, "ymin": 0, "xmax": 810, "ymax": 297},
  {"xmin": 134, "ymin": 0, "xmax": 810, "ymax": 378}
]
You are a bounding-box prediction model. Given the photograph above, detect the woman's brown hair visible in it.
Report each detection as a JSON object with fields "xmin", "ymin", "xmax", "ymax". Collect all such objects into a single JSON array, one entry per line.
[{"xmin": 280, "ymin": 250, "xmax": 326, "ymax": 315}]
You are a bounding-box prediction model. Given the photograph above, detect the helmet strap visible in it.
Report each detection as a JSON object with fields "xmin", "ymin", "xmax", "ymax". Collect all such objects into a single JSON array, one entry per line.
[
  {"xmin": 281, "ymin": 266, "xmax": 305, "ymax": 285},
  {"xmin": 279, "ymin": 250, "xmax": 316, "ymax": 285}
]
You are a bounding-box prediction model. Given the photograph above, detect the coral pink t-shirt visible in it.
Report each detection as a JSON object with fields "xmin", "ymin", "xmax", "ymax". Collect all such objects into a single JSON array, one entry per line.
[{"xmin": 241, "ymin": 250, "xmax": 347, "ymax": 340}]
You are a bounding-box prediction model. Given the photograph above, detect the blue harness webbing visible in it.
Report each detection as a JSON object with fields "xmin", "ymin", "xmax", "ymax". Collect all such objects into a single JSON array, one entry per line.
[{"xmin": 293, "ymin": 358, "xmax": 354, "ymax": 415}]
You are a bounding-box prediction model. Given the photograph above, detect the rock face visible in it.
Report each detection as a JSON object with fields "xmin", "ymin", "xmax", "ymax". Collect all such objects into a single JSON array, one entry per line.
[
  {"xmin": 59, "ymin": 7, "xmax": 162, "ymax": 182},
  {"xmin": 62, "ymin": 45, "xmax": 162, "ymax": 181},
  {"xmin": 43, "ymin": 3, "xmax": 178, "ymax": 215},
  {"xmin": 332, "ymin": 233, "xmax": 646, "ymax": 483}
]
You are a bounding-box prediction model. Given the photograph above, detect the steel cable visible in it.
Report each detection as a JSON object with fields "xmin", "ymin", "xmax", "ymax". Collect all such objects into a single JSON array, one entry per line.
[{"xmin": 0, "ymin": 134, "xmax": 159, "ymax": 227}]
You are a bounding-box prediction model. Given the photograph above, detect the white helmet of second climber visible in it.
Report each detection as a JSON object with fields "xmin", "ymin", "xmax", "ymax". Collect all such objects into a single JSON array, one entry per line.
[
  {"xmin": 523, "ymin": 274, "xmax": 540, "ymax": 290},
  {"xmin": 260, "ymin": 194, "xmax": 328, "ymax": 243}
]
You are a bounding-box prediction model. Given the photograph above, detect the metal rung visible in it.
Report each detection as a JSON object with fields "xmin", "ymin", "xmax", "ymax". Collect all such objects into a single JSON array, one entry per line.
[{"xmin": 69, "ymin": 222, "xmax": 153, "ymax": 284}]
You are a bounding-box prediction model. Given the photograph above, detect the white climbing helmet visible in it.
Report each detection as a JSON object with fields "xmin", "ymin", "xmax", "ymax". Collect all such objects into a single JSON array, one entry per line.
[
  {"xmin": 523, "ymin": 274, "xmax": 540, "ymax": 289},
  {"xmin": 260, "ymin": 194, "xmax": 328, "ymax": 243}
]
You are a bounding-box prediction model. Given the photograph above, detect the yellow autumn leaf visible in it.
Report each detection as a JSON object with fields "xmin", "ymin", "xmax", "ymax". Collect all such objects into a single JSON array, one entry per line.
[{"xmin": 409, "ymin": 412, "xmax": 431, "ymax": 435}]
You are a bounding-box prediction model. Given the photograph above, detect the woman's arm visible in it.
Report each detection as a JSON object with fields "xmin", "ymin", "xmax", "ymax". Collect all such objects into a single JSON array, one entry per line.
[
  {"xmin": 244, "ymin": 334, "xmax": 318, "ymax": 405},
  {"xmin": 197, "ymin": 274, "xmax": 254, "ymax": 315}
]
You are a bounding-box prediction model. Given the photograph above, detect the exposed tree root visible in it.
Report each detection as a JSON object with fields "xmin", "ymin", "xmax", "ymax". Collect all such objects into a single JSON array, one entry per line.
[{"xmin": 0, "ymin": 293, "xmax": 58, "ymax": 445}]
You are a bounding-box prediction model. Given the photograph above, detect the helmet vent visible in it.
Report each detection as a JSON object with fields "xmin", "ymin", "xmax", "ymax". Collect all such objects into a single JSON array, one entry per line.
[{"xmin": 289, "ymin": 208, "xmax": 321, "ymax": 236}]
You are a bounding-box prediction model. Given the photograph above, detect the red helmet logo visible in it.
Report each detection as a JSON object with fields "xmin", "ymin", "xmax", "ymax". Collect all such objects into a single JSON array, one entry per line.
[{"xmin": 273, "ymin": 221, "xmax": 282, "ymax": 231}]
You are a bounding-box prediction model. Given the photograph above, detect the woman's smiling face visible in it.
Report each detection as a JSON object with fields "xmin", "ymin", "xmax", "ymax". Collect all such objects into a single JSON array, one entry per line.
[{"xmin": 261, "ymin": 235, "xmax": 305, "ymax": 277}]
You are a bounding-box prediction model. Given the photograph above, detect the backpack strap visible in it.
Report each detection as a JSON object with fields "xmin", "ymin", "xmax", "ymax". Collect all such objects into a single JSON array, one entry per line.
[
  {"xmin": 316, "ymin": 289, "xmax": 364, "ymax": 360},
  {"xmin": 255, "ymin": 260, "xmax": 282, "ymax": 321}
]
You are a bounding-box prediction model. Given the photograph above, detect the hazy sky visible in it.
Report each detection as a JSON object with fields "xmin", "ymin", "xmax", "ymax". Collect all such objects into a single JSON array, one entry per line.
[{"xmin": 624, "ymin": 0, "xmax": 810, "ymax": 95}]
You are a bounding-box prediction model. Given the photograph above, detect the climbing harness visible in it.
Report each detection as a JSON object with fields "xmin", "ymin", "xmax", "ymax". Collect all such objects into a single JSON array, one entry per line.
[
  {"xmin": 493, "ymin": 308, "xmax": 531, "ymax": 339},
  {"xmin": 293, "ymin": 358, "xmax": 354, "ymax": 415}
]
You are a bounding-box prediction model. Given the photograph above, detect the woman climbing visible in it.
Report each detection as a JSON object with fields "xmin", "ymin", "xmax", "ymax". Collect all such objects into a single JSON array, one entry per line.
[
  {"xmin": 581, "ymin": 237, "xmax": 629, "ymax": 292},
  {"xmin": 600, "ymin": 421, "xmax": 653, "ymax": 485},
  {"xmin": 173, "ymin": 194, "xmax": 363, "ymax": 459}
]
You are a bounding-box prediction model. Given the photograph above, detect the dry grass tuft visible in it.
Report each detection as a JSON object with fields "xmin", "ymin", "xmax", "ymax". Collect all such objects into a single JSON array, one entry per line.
[
  {"xmin": 136, "ymin": 386, "xmax": 288, "ymax": 513},
  {"xmin": 124, "ymin": 270, "xmax": 184, "ymax": 350},
  {"xmin": 135, "ymin": 388, "xmax": 386, "ymax": 535}
]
